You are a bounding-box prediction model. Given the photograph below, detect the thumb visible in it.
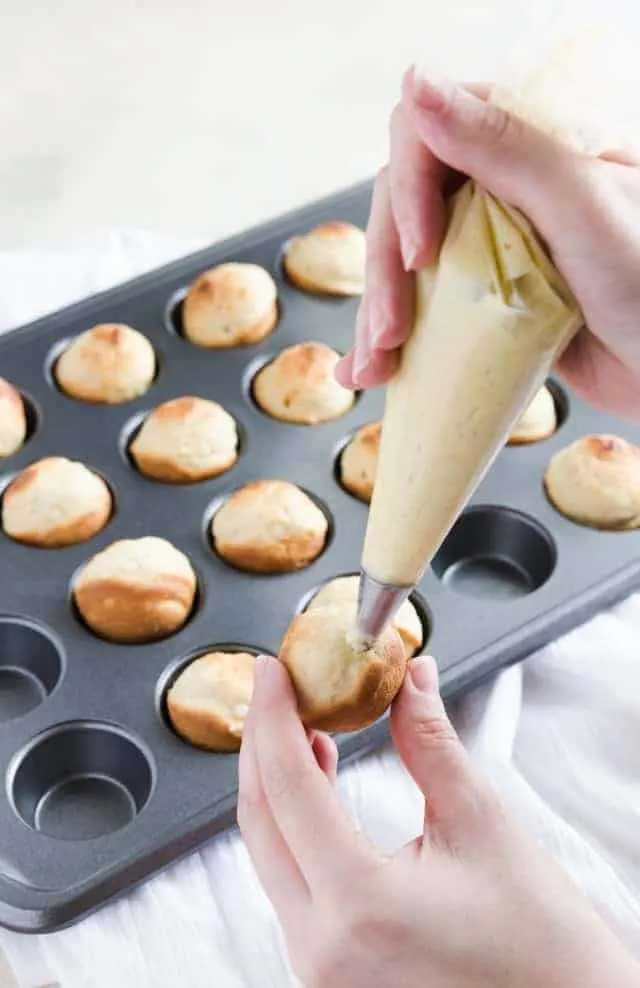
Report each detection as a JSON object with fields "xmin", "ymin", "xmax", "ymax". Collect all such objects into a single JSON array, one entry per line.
[
  {"xmin": 401, "ymin": 66, "xmax": 578, "ymax": 237},
  {"xmin": 391, "ymin": 656, "xmax": 502, "ymax": 851}
]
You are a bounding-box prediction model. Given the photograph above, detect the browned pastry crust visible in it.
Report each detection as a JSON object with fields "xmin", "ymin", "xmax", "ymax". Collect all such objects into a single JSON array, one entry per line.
[
  {"xmin": 212, "ymin": 479, "xmax": 328, "ymax": 573},
  {"xmin": 280, "ymin": 603, "xmax": 407, "ymax": 733},
  {"xmin": 55, "ymin": 323, "xmax": 156, "ymax": 403},
  {"xmin": 182, "ymin": 263, "xmax": 278, "ymax": 347},
  {"xmin": 253, "ymin": 341, "xmax": 354, "ymax": 424},
  {"xmin": 74, "ymin": 536, "xmax": 197, "ymax": 643},
  {"xmin": 340, "ymin": 422, "xmax": 381, "ymax": 502},
  {"xmin": 166, "ymin": 650, "xmax": 256, "ymax": 752},
  {"xmin": 544, "ymin": 433, "xmax": 640, "ymax": 530},
  {"xmin": 129, "ymin": 396, "xmax": 238, "ymax": 483},
  {"xmin": 2, "ymin": 456, "xmax": 112, "ymax": 547},
  {"xmin": 283, "ymin": 221, "xmax": 366, "ymax": 296},
  {"xmin": 0, "ymin": 377, "xmax": 27, "ymax": 458}
]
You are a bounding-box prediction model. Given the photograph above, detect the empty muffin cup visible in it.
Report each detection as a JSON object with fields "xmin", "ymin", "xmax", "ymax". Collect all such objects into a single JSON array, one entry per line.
[
  {"xmin": 432, "ymin": 507, "xmax": 556, "ymax": 600},
  {"xmin": 0, "ymin": 619, "xmax": 63, "ymax": 724},
  {"xmin": 9, "ymin": 722, "xmax": 154, "ymax": 841}
]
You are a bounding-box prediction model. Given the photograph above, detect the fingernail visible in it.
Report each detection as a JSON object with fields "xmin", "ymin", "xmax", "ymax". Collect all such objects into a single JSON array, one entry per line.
[
  {"xmin": 253, "ymin": 653, "xmax": 272, "ymax": 683},
  {"xmin": 400, "ymin": 234, "xmax": 421, "ymax": 271},
  {"xmin": 411, "ymin": 64, "xmax": 456, "ymax": 113},
  {"xmin": 408, "ymin": 656, "xmax": 439, "ymax": 692},
  {"xmin": 353, "ymin": 347, "xmax": 370, "ymax": 381},
  {"xmin": 334, "ymin": 355, "xmax": 355, "ymax": 389}
]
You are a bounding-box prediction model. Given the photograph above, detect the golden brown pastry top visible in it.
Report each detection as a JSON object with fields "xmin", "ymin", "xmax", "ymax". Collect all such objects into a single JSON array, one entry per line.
[
  {"xmin": 545, "ymin": 433, "xmax": 640, "ymax": 529},
  {"xmin": 2, "ymin": 456, "xmax": 112, "ymax": 547},
  {"xmin": 130, "ymin": 395, "xmax": 238, "ymax": 482},
  {"xmin": 253, "ymin": 341, "xmax": 354, "ymax": 424},
  {"xmin": 508, "ymin": 385, "xmax": 557, "ymax": 444},
  {"xmin": 340, "ymin": 422, "xmax": 381, "ymax": 501},
  {"xmin": 284, "ymin": 221, "xmax": 366, "ymax": 296},
  {"xmin": 55, "ymin": 323, "xmax": 156, "ymax": 403},
  {"xmin": 182, "ymin": 262, "xmax": 278, "ymax": 347},
  {"xmin": 0, "ymin": 377, "xmax": 27, "ymax": 458},
  {"xmin": 212, "ymin": 479, "xmax": 328, "ymax": 572}
]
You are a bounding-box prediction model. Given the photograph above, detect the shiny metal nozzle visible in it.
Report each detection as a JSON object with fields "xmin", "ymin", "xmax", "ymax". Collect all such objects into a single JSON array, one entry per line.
[{"xmin": 355, "ymin": 569, "xmax": 413, "ymax": 646}]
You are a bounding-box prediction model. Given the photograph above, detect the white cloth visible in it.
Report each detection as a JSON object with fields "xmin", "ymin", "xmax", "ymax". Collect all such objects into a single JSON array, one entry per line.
[{"xmin": 1, "ymin": 235, "xmax": 639, "ymax": 988}]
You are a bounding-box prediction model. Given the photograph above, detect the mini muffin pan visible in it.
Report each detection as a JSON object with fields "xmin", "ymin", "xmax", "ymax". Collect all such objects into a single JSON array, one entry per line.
[{"xmin": 1, "ymin": 180, "xmax": 640, "ymax": 933}]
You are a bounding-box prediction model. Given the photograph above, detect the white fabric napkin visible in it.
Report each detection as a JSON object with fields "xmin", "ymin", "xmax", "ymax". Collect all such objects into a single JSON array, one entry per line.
[{"xmin": 1, "ymin": 233, "xmax": 639, "ymax": 988}]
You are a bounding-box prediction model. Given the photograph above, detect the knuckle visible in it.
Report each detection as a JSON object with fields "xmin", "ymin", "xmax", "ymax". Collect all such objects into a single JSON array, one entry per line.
[
  {"xmin": 478, "ymin": 102, "xmax": 521, "ymax": 149},
  {"xmin": 412, "ymin": 712, "xmax": 459, "ymax": 749},
  {"xmin": 263, "ymin": 755, "xmax": 309, "ymax": 803}
]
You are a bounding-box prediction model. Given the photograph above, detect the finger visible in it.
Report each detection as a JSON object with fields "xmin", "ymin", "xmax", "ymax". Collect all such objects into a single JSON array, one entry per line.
[
  {"xmin": 251, "ymin": 655, "xmax": 374, "ymax": 892},
  {"xmin": 352, "ymin": 291, "xmax": 372, "ymax": 382},
  {"xmin": 238, "ymin": 703, "xmax": 309, "ymax": 924},
  {"xmin": 354, "ymin": 167, "xmax": 413, "ymax": 384},
  {"xmin": 400, "ymin": 65, "xmax": 579, "ymax": 242},
  {"xmin": 336, "ymin": 292, "xmax": 370, "ymax": 389},
  {"xmin": 335, "ymin": 348, "xmax": 355, "ymax": 388},
  {"xmin": 390, "ymin": 656, "xmax": 503, "ymax": 853},
  {"xmin": 352, "ymin": 346, "xmax": 400, "ymax": 389},
  {"xmin": 598, "ymin": 147, "xmax": 640, "ymax": 167},
  {"xmin": 389, "ymin": 101, "xmax": 447, "ymax": 270},
  {"xmin": 338, "ymin": 291, "xmax": 403, "ymax": 389},
  {"xmin": 336, "ymin": 344, "xmax": 400, "ymax": 390},
  {"xmin": 308, "ymin": 730, "xmax": 338, "ymax": 782},
  {"xmin": 555, "ymin": 331, "xmax": 640, "ymax": 421}
]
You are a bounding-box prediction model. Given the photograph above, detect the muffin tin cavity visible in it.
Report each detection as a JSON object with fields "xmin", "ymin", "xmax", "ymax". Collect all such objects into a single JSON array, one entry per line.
[
  {"xmin": 8, "ymin": 722, "xmax": 153, "ymax": 840},
  {"xmin": 0, "ymin": 619, "xmax": 63, "ymax": 723},
  {"xmin": 432, "ymin": 507, "xmax": 556, "ymax": 600},
  {"xmin": 15, "ymin": 390, "xmax": 40, "ymax": 453},
  {"xmin": 165, "ymin": 288, "xmax": 189, "ymax": 340},
  {"xmin": 547, "ymin": 380, "xmax": 570, "ymax": 432}
]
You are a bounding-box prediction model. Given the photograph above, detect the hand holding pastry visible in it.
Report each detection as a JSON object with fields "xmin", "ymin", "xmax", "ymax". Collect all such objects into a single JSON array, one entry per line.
[{"xmin": 239, "ymin": 655, "xmax": 640, "ymax": 988}]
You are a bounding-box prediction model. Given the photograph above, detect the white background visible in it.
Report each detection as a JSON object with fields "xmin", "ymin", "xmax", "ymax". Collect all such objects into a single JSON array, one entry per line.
[{"xmin": 0, "ymin": 0, "xmax": 638, "ymax": 248}]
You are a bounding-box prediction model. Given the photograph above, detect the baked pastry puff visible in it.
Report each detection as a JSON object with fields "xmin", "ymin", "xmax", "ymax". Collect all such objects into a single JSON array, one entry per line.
[
  {"xmin": 55, "ymin": 324, "xmax": 156, "ymax": 403},
  {"xmin": 307, "ymin": 574, "xmax": 423, "ymax": 657},
  {"xmin": 182, "ymin": 263, "xmax": 278, "ymax": 347},
  {"xmin": 253, "ymin": 342, "xmax": 354, "ymax": 424},
  {"xmin": 339, "ymin": 422, "xmax": 381, "ymax": 502},
  {"xmin": 166, "ymin": 651, "xmax": 256, "ymax": 752},
  {"xmin": 544, "ymin": 434, "xmax": 640, "ymax": 529},
  {"xmin": 508, "ymin": 385, "xmax": 557, "ymax": 445},
  {"xmin": 283, "ymin": 221, "xmax": 366, "ymax": 296},
  {"xmin": 74, "ymin": 536, "xmax": 197, "ymax": 643},
  {"xmin": 0, "ymin": 378, "xmax": 27, "ymax": 458},
  {"xmin": 212, "ymin": 480, "xmax": 328, "ymax": 573},
  {"xmin": 280, "ymin": 602, "xmax": 406, "ymax": 733}
]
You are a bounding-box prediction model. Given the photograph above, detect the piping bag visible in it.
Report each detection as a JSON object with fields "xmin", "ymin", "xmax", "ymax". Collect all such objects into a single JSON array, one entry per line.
[{"xmin": 354, "ymin": 31, "xmax": 625, "ymax": 646}]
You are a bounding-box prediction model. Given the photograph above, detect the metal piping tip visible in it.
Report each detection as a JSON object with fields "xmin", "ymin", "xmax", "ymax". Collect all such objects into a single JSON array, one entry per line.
[{"xmin": 354, "ymin": 569, "xmax": 413, "ymax": 646}]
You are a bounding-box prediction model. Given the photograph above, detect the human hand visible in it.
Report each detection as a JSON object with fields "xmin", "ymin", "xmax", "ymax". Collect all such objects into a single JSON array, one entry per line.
[
  {"xmin": 238, "ymin": 654, "xmax": 639, "ymax": 988},
  {"xmin": 336, "ymin": 67, "xmax": 640, "ymax": 421}
]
